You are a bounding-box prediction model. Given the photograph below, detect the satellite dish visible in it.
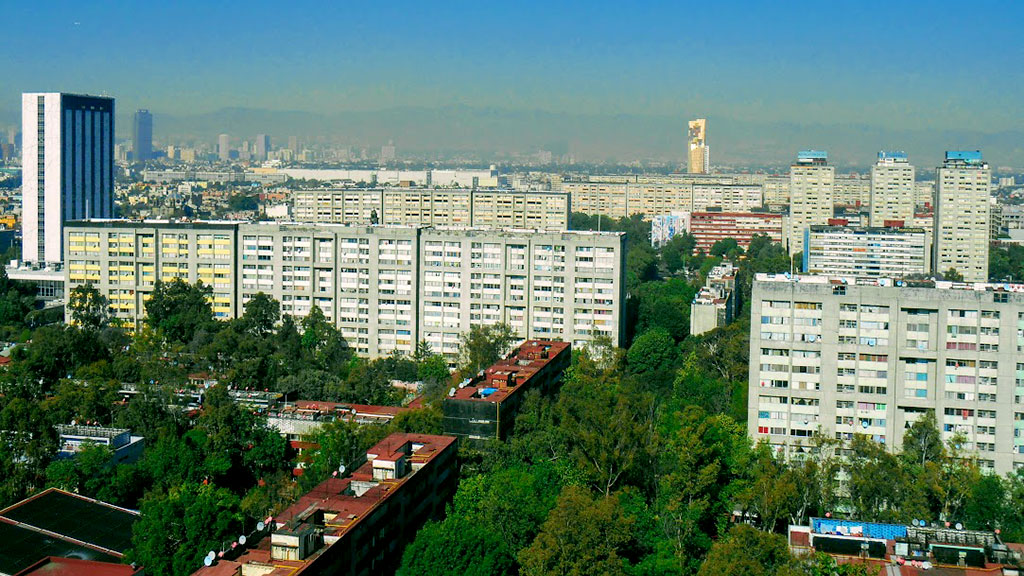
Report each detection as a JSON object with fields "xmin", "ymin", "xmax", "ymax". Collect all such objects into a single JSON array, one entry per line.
[
  {"xmin": 912, "ymin": 519, "xmax": 919, "ymax": 527},
  {"xmin": 239, "ymin": 535, "xmax": 247, "ymax": 545},
  {"xmin": 256, "ymin": 521, "xmax": 265, "ymax": 531},
  {"xmin": 861, "ymin": 420, "xmax": 869, "ymax": 428},
  {"xmin": 203, "ymin": 556, "xmax": 213, "ymax": 567},
  {"xmin": 448, "ymin": 387, "xmax": 456, "ymax": 397},
  {"xmin": 338, "ymin": 464, "xmax": 346, "ymax": 475},
  {"xmin": 955, "ymin": 522, "xmax": 963, "ymax": 531},
  {"xmin": 206, "ymin": 551, "xmax": 216, "ymax": 561}
]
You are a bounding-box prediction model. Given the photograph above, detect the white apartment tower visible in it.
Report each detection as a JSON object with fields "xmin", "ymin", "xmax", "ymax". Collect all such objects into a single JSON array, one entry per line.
[
  {"xmin": 21, "ymin": 92, "xmax": 115, "ymax": 264},
  {"xmin": 218, "ymin": 134, "xmax": 230, "ymax": 161},
  {"xmin": 934, "ymin": 151, "xmax": 991, "ymax": 282},
  {"xmin": 869, "ymin": 151, "xmax": 915, "ymax": 227},
  {"xmin": 787, "ymin": 150, "xmax": 835, "ymax": 255}
]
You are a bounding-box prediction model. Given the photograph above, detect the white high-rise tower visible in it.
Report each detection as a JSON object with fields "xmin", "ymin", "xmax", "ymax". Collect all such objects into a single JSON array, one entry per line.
[{"xmin": 21, "ymin": 92, "xmax": 114, "ymax": 264}]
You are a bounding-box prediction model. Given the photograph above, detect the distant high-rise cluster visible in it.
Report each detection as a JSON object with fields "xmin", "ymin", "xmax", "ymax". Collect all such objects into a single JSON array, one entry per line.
[
  {"xmin": 255, "ymin": 134, "xmax": 270, "ymax": 161},
  {"xmin": 687, "ymin": 118, "xmax": 709, "ymax": 174},
  {"xmin": 218, "ymin": 133, "xmax": 230, "ymax": 161}
]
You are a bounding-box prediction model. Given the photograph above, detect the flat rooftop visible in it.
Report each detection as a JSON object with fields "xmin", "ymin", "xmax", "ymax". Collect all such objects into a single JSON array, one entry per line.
[
  {"xmin": 0, "ymin": 489, "xmax": 139, "ymax": 575},
  {"xmin": 755, "ymin": 273, "xmax": 1024, "ymax": 293},
  {"xmin": 449, "ymin": 340, "xmax": 570, "ymax": 403}
]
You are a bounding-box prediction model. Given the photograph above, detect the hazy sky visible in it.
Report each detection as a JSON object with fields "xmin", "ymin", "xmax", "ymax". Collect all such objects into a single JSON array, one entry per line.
[{"xmin": 3, "ymin": 0, "xmax": 1023, "ymax": 133}]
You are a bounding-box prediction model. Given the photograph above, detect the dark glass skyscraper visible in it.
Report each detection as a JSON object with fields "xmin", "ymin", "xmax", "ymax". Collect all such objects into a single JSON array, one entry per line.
[{"xmin": 132, "ymin": 109, "xmax": 152, "ymax": 161}]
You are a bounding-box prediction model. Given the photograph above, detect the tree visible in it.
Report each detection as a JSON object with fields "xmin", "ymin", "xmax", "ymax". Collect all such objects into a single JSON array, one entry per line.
[
  {"xmin": 144, "ymin": 279, "xmax": 216, "ymax": 343},
  {"xmin": 710, "ymin": 238, "xmax": 741, "ymax": 259},
  {"xmin": 237, "ymin": 293, "xmax": 279, "ymax": 337},
  {"xmin": 400, "ymin": 515, "xmax": 516, "ymax": 576},
  {"xmin": 697, "ymin": 525, "xmax": 798, "ymax": 576},
  {"xmin": 661, "ymin": 233, "xmax": 696, "ymax": 275},
  {"xmin": 901, "ymin": 411, "xmax": 944, "ymax": 468},
  {"xmin": 518, "ymin": 486, "xmax": 637, "ymax": 576},
  {"xmin": 127, "ymin": 483, "xmax": 244, "ymax": 576},
  {"xmin": 736, "ymin": 444, "xmax": 797, "ymax": 532},
  {"xmin": 69, "ymin": 283, "xmax": 113, "ymax": 330},
  {"xmin": 458, "ymin": 323, "xmax": 515, "ymax": 376},
  {"xmin": 626, "ymin": 328, "xmax": 679, "ymax": 381},
  {"xmin": 558, "ymin": 375, "xmax": 655, "ymax": 497},
  {"xmin": 942, "ymin": 267, "xmax": 964, "ymax": 282},
  {"xmin": 299, "ymin": 419, "xmax": 388, "ymax": 491}
]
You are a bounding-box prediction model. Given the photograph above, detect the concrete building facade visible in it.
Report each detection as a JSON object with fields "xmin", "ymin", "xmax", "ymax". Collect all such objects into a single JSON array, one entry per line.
[
  {"xmin": 787, "ymin": 151, "xmax": 835, "ymax": 254},
  {"xmin": 748, "ymin": 274, "xmax": 1024, "ymax": 475},
  {"xmin": 688, "ymin": 118, "xmax": 709, "ymax": 174},
  {"xmin": 64, "ymin": 221, "xmax": 626, "ymax": 360},
  {"xmin": 292, "ymin": 188, "xmax": 570, "ymax": 231},
  {"xmin": 934, "ymin": 151, "xmax": 991, "ymax": 282},
  {"xmin": 870, "ymin": 151, "xmax": 916, "ymax": 227},
  {"xmin": 803, "ymin": 225, "xmax": 930, "ymax": 278}
]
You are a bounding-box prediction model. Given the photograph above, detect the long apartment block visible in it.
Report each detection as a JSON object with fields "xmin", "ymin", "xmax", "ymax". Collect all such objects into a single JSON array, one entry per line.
[
  {"xmin": 560, "ymin": 181, "xmax": 763, "ymax": 218},
  {"xmin": 291, "ymin": 188, "xmax": 570, "ymax": 231},
  {"xmin": 65, "ymin": 221, "xmax": 625, "ymax": 360},
  {"xmin": 748, "ymin": 274, "xmax": 1024, "ymax": 475}
]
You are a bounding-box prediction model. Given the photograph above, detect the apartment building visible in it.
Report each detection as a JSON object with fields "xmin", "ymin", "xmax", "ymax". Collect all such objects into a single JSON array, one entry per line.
[
  {"xmin": 291, "ymin": 188, "xmax": 570, "ymax": 231},
  {"xmin": 833, "ymin": 174, "xmax": 871, "ymax": 207},
  {"xmin": 64, "ymin": 221, "xmax": 626, "ymax": 360},
  {"xmin": 748, "ymin": 274, "xmax": 1024, "ymax": 475},
  {"xmin": 691, "ymin": 262, "xmax": 738, "ymax": 336},
  {"xmin": 686, "ymin": 211, "xmax": 784, "ymax": 254},
  {"xmin": 934, "ymin": 151, "xmax": 991, "ymax": 282},
  {"xmin": 190, "ymin": 433, "xmax": 458, "ymax": 576},
  {"xmin": 442, "ymin": 340, "xmax": 571, "ymax": 444},
  {"xmin": 803, "ymin": 225, "xmax": 930, "ymax": 278},
  {"xmin": 787, "ymin": 151, "xmax": 835, "ymax": 254},
  {"xmin": 561, "ymin": 181, "xmax": 764, "ymax": 219},
  {"xmin": 870, "ymin": 152, "xmax": 916, "ymax": 227}
]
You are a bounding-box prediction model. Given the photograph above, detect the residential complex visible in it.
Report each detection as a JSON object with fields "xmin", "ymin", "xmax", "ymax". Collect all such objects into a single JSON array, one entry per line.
[
  {"xmin": 190, "ymin": 433, "xmax": 458, "ymax": 576},
  {"xmin": 64, "ymin": 221, "xmax": 626, "ymax": 359},
  {"xmin": 21, "ymin": 92, "xmax": 115, "ymax": 264},
  {"xmin": 934, "ymin": 151, "xmax": 991, "ymax": 282},
  {"xmin": 787, "ymin": 150, "xmax": 835, "ymax": 254},
  {"xmin": 442, "ymin": 340, "xmax": 571, "ymax": 444},
  {"xmin": 748, "ymin": 274, "xmax": 1024, "ymax": 475},
  {"xmin": 869, "ymin": 151, "xmax": 916, "ymax": 226},
  {"xmin": 690, "ymin": 262, "xmax": 738, "ymax": 336},
  {"xmin": 803, "ymin": 225, "xmax": 930, "ymax": 278},
  {"xmin": 688, "ymin": 118, "xmax": 709, "ymax": 174},
  {"xmin": 561, "ymin": 181, "xmax": 766, "ymax": 219},
  {"xmin": 291, "ymin": 188, "xmax": 570, "ymax": 231},
  {"xmin": 686, "ymin": 211, "xmax": 784, "ymax": 254}
]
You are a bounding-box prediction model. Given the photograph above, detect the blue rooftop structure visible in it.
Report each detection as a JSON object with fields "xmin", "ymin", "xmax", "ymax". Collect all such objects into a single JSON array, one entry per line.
[
  {"xmin": 945, "ymin": 150, "xmax": 984, "ymax": 164},
  {"xmin": 877, "ymin": 151, "xmax": 908, "ymax": 161},
  {"xmin": 798, "ymin": 150, "xmax": 828, "ymax": 160}
]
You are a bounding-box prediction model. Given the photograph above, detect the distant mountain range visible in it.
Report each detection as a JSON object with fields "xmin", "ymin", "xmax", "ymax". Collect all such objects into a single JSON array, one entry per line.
[{"xmin": 1, "ymin": 104, "xmax": 1022, "ymax": 169}]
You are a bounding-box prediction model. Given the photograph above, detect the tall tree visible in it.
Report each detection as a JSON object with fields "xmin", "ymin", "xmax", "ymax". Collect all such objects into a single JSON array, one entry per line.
[
  {"xmin": 69, "ymin": 283, "xmax": 113, "ymax": 330},
  {"xmin": 458, "ymin": 322, "xmax": 516, "ymax": 376},
  {"xmin": 144, "ymin": 279, "xmax": 216, "ymax": 343}
]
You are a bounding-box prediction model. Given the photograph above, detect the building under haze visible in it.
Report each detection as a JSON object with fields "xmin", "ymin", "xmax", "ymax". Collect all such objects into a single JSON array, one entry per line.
[
  {"xmin": 870, "ymin": 151, "xmax": 915, "ymax": 227},
  {"xmin": 292, "ymin": 188, "xmax": 570, "ymax": 231},
  {"xmin": 132, "ymin": 109, "xmax": 152, "ymax": 162},
  {"xmin": 786, "ymin": 150, "xmax": 835, "ymax": 254},
  {"xmin": 255, "ymin": 133, "xmax": 269, "ymax": 161},
  {"xmin": 21, "ymin": 92, "xmax": 114, "ymax": 264},
  {"xmin": 687, "ymin": 118, "xmax": 709, "ymax": 174},
  {"xmin": 218, "ymin": 133, "xmax": 230, "ymax": 161},
  {"xmin": 934, "ymin": 151, "xmax": 991, "ymax": 282}
]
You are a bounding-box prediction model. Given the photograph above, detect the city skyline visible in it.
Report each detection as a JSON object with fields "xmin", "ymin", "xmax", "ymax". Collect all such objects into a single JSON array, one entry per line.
[{"xmin": 2, "ymin": 1, "xmax": 1024, "ymax": 166}]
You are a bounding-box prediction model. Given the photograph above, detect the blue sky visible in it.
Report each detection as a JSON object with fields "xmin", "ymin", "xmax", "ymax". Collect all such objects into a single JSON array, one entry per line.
[{"xmin": 2, "ymin": 0, "xmax": 1023, "ymax": 132}]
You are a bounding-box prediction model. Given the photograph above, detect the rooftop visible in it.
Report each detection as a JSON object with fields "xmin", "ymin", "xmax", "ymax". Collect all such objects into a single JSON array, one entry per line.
[
  {"xmin": 0, "ymin": 489, "xmax": 139, "ymax": 576},
  {"xmin": 448, "ymin": 340, "xmax": 571, "ymax": 403},
  {"xmin": 193, "ymin": 433, "xmax": 456, "ymax": 576},
  {"xmin": 755, "ymin": 273, "xmax": 1024, "ymax": 293},
  {"xmin": 13, "ymin": 556, "xmax": 143, "ymax": 576}
]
